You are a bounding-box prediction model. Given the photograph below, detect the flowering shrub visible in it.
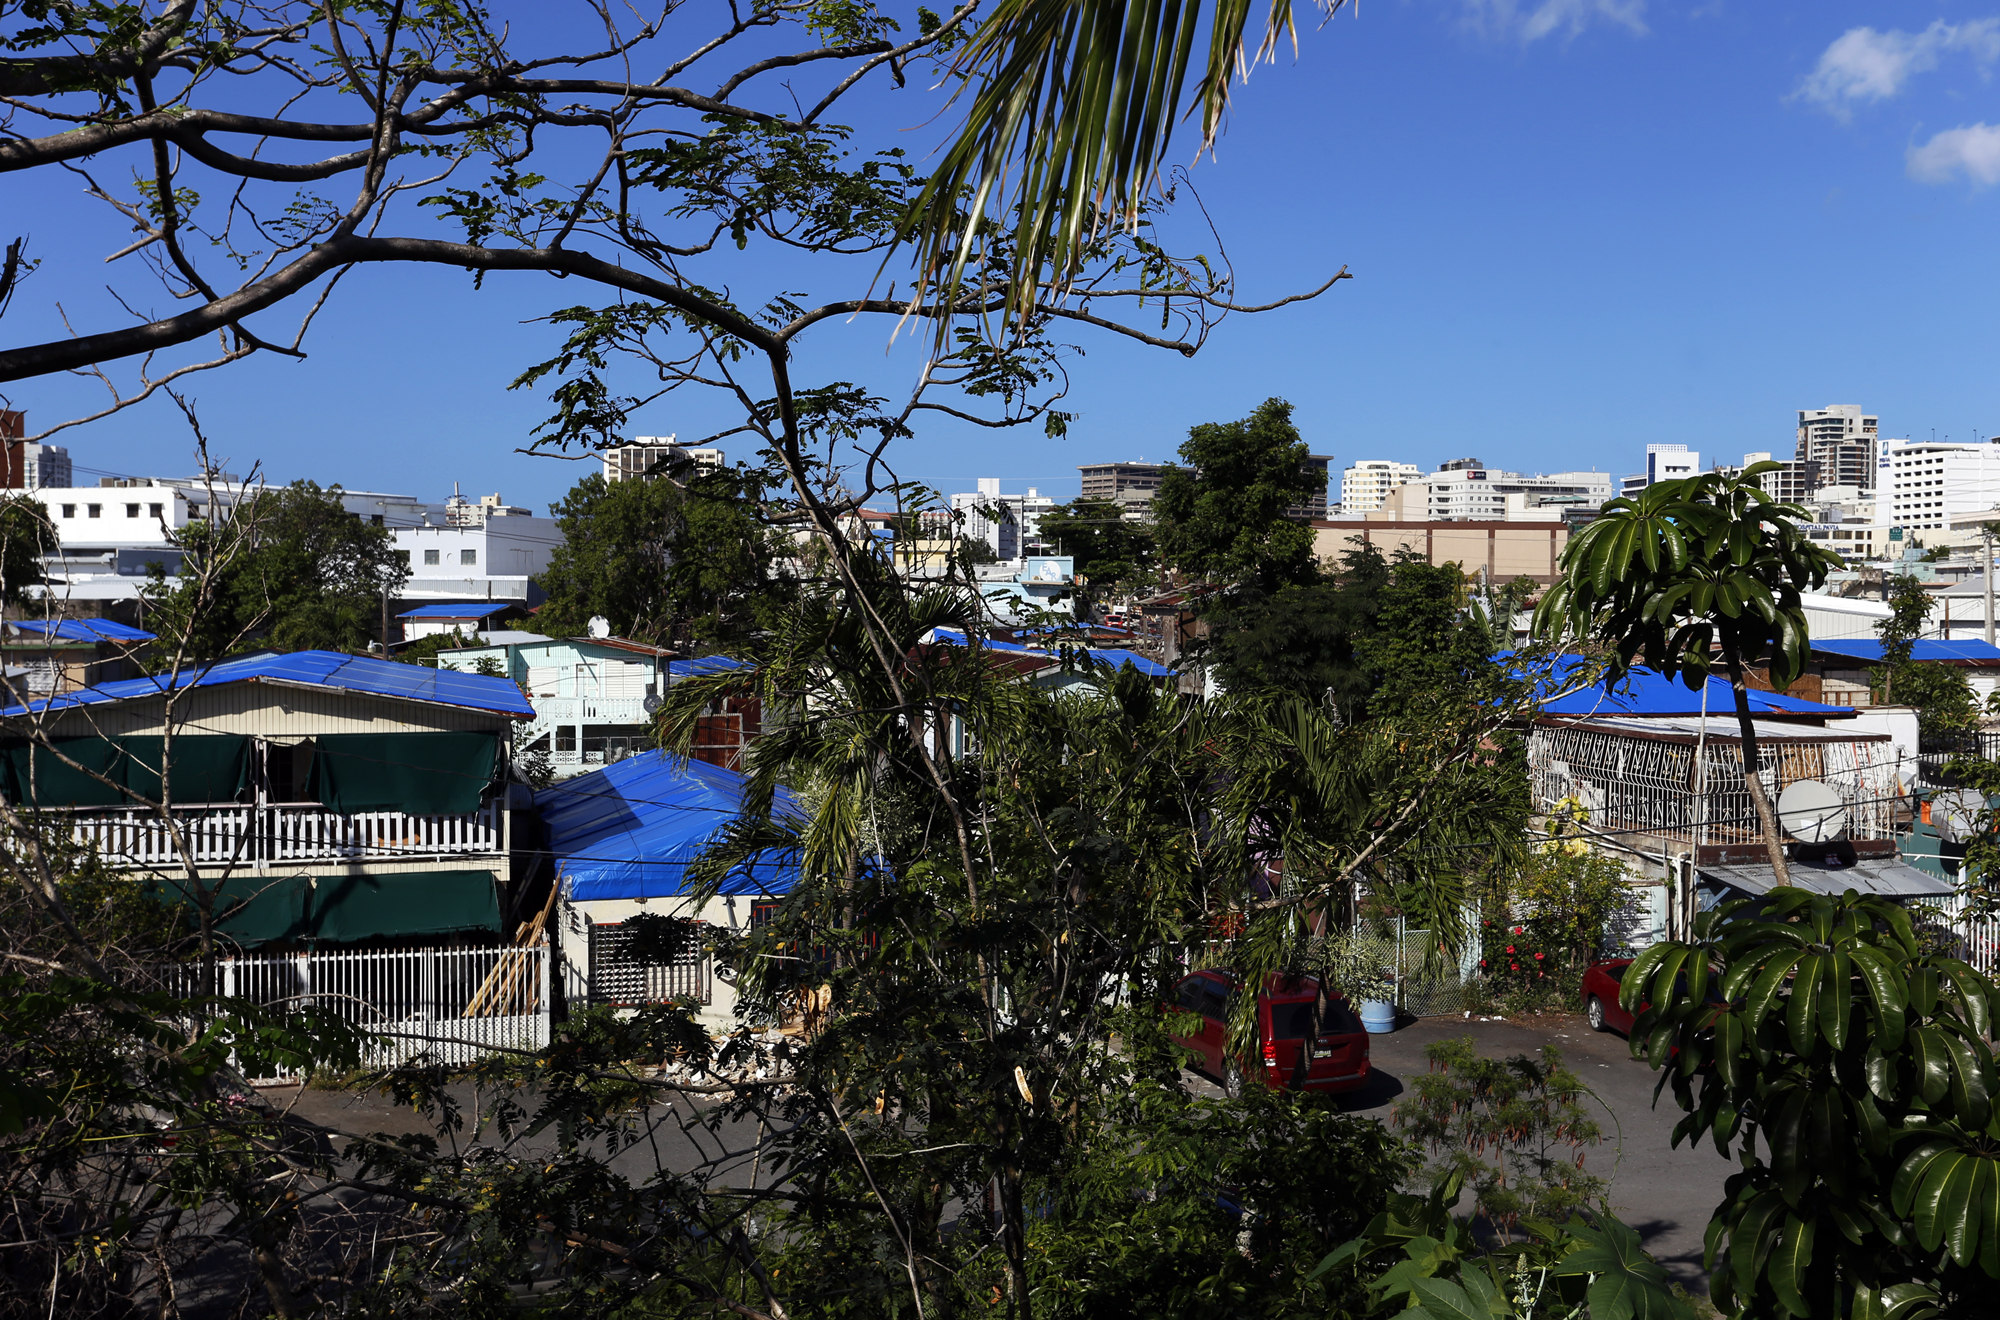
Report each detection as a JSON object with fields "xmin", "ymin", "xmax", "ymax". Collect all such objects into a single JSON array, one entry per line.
[{"xmin": 1474, "ymin": 918, "xmax": 1568, "ymax": 1012}]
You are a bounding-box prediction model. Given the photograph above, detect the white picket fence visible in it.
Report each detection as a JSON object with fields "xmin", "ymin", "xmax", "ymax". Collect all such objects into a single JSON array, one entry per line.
[{"xmin": 164, "ymin": 943, "xmax": 551, "ymax": 1078}]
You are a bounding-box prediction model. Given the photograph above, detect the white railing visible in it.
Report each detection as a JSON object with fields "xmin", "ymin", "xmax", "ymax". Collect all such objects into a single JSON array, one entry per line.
[
  {"xmin": 264, "ymin": 801, "xmax": 502, "ymax": 861},
  {"xmin": 162, "ymin": 943, "xmax": 550, "ymax": 1078},
  {"xmin": 70, "ymin": 805, "xmax": 257, "ymax": 868},
  {"xmin": 59, "ymin": 800, "xmax": 502, "ymax": 868},
  {"xmin": 528, "ymin": 695, "xmax": 651, "ymax": 725}
]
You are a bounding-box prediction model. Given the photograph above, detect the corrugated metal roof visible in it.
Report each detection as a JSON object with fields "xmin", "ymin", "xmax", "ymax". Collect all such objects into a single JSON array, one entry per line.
[
  {"xmin": 1700, "ymin": 857, "xmax": 1956, "ymax": 899},
  {"xmin": 538, "ymin": 751, "xmax": 798, "ymax": 900},
  {"xmin": 1811, "ymin": 638, "xmax": 2000, "ymax": 664},
  {"xmin": 9, "ymin": 618, "xmax": 156, "ymax": 643},
  {"xmin": 1, "ymin": 650, "xmax": 535, "ymax": 718},
  {"xmin": 1546, "ymin": 714, "xmax": 1888, "ymax": 744},
  {"xmin": 1525, "ymin": 654, "xmax": 1853, "ymax": 719},
  {"xmin": 396, "ymin": 602, "xmax": 513, "ymax": 619}
]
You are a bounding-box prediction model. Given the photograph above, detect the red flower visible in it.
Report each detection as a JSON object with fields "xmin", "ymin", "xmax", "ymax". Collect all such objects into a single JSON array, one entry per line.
[
  {"xmin": 1510, "ymin": 962, "xmax": 1519, "ymax": 971},
  {"xmin": 1512, "ymin": 926, "xmax": 1523, "ymax": 935},
  {"xmin": 1479, "ymin": 960, "xmax": 1488, "ymax": 968},
  {"xmin": 1534, "ymin": 952, "xmax": 1545, "ymax": 961},
  {"xmin": 1506, "ymin": 946, "xmax": 1516, "ymax": 954}
]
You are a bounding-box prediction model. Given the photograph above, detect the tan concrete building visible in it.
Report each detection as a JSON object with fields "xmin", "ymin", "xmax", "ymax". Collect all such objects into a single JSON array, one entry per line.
[{"xmin": 1313, "ymin": 517, "xmax": 1570, "ymax": 583}]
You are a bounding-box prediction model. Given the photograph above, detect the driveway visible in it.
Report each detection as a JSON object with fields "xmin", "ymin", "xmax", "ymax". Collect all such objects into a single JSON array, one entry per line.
[{"xmin": 1351, "ymin": 1013, "xmax": 1732, "ymax": 1292}]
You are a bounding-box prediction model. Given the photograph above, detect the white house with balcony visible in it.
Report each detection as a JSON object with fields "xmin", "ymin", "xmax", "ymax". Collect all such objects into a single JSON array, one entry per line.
[
  {"xmin": 0, "ymin": 651, "xmax": 534, "ymax": 947},
  {"xmin": 438, "ymin": 635, "xmax": 674, "ymax": 773}
]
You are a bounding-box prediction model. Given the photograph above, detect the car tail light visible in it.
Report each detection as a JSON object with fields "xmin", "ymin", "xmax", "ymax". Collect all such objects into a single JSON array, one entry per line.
[{"xmin": 1262, "ymin": 1041, "xmax": 1278, "ymax": 1067}]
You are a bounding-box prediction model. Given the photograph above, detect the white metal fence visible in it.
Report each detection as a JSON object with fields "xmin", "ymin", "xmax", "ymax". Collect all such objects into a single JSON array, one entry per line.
[
  {"xmin": 1910, "ymin": 894, "xmax": 2000, "ymax": 976},
  {"xmin": 163, "ymin": 943, "xmax": 550, "ymax": 1078}
]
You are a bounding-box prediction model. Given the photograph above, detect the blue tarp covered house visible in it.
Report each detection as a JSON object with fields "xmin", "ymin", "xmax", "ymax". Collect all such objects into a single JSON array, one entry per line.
[{"xmin": 538, "ymin": 750, "xmax": 800, "ymax": 1019}]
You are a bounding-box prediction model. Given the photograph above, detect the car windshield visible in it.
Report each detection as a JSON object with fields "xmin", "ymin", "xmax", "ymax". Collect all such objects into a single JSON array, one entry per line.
[{"xmin": 1268, "ymin": 997, "xmax": 1359, "ymax": 1040}]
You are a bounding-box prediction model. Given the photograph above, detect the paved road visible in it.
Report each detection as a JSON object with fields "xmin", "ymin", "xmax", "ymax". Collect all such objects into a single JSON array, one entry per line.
[
  {"xmin": 278, "ymin": 1013, "xmax": 1731, "ymax": 1292},
  {"xmin": 1345, "ymin": 1012, "xmax": 1733, "ymax": 1291}
]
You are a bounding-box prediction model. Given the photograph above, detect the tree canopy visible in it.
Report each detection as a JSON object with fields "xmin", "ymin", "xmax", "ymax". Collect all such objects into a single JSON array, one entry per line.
[
  {"xmin": 1152, "ymin": 396, "xmax": 1320, "ymax": 591},
  {"xmin": 533, "ymin": 466, "xmax": 782, "ymax": 651},
  {"xmin": 143, "ymin": 480, "xmax": 406, "ymax": 664},
  {"xmin": 1035, "ymin": 496, "xmax": 1153, "ymax": 600}
]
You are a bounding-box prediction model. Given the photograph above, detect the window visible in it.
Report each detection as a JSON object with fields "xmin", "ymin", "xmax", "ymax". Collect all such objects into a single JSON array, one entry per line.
[
  {"xmin": 750, "ymin": 900, "xmax": 781, "ymax": 929},
  {"xmin": 86, "ymin": 504, "xmax": 101, "ymax": 518},
  {"xmin": 125, "ymin": 503, "xmax": 139, "ymax": 518},
  {"xmin": 423, "ymin": 549, "xmax": 440, "ymax": 566},
  {"xmin": 370, "ymin": 514, "xmax": 384, "ymax": 526},
  {"xmin": 60, "ymin": 504, "xmax": 74, "ymax": 518},
  {"xmin": 460, "ymin": 548, "xmax": 478, "ymax": 566},
  {"xmin": 554, "ymin": 726, "xmax": 577, "ymax": 753},
  {"xmin": 148, "ymin": 503, "xmax": 163, "ymax": 518}
]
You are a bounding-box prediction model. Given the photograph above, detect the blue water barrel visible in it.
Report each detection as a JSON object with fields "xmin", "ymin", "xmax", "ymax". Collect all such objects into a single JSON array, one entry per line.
[{"xmin": 1360, "ymin": 1000, "xmax": 1396, "ymax": 1034}]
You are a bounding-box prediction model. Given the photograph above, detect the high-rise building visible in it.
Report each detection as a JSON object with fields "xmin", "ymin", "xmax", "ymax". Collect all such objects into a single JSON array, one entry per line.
[
  {"xmin": 1620, "ymin": 444, "xmax": 1703, "ymax": 497},
  {"xmin": 1875, "ymin": 438, "xmax": 2000, "ymax": 532},
  {"xmin": 949, "ymin": 479, "xmax": 1058, "ymax": 560},
  {"xmin": 1796, "ymin": 405, "xmax": 1878, "ymax": 491},
  {"xmin": 1339, "ymin": 460, "xmax": 1422, "ymax": 514},
  {"xmin": 602, "ymin": 436, "xmax": 724, "ymax": 482}
]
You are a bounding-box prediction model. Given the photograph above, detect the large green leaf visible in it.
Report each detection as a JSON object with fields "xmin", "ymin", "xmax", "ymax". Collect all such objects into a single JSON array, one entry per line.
[{"xmin": 1559, "ymin": 1215, "xmax": 1693, "ymax": 1320}]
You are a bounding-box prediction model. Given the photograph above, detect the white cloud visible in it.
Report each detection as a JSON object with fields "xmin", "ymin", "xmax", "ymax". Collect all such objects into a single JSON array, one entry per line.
[
  {"xmin": 1798, "ymin": 19, "xmax": 2000, "ymax": 113},
  {"xmin": 1458, "ymin": 0, "xmax": 1648, "ymax": 45},
  {"xmin": 1907, "ymin": 122, "xmax": 2000, "ymax": 186}
]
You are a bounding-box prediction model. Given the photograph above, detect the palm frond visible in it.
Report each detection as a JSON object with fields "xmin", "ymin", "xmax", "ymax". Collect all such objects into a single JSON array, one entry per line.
[{"xmin": 905, "ymin": 0, "xmax": 1343, "ymax": 330}]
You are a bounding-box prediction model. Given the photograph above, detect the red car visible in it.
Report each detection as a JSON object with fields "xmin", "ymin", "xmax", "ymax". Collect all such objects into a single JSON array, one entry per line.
[
  {"xmin": 1168, "ymin": 970, "xmax": 1371, "ymax": 1096},
  {"xmin": 1581, "ymin": 958, "xmax": 1636, "ymax": 1034},
  {"xmin": 1583, "ymin": 957, "xmax": 1727, "ymax": 1036}
]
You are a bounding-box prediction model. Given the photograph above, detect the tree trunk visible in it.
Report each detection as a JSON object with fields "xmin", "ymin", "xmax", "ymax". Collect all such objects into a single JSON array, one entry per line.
[{"xmin": 1726, "ymin": 658, "xmax": 1792, "ymax": 888}]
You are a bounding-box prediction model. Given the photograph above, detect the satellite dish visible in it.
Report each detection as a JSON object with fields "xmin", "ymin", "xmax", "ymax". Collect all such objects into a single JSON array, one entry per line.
[
  {"xmin": 642, "ymin": 694, "xmax": 662, "ymax": 715},
  {"xmin": 1778, "ymin": 780, "xmax": 1849, "ymax": 844},
  {"xmin": 1933, "ymin": 788, "xmax": 1987, "ymax": 843},
  {"xmin": 586, "ymin": 615, "xmax": 611, "ymax": 639}
]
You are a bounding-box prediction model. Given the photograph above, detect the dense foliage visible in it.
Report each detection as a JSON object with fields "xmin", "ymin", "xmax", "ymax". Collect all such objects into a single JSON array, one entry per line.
[{"xmin": 1626, "ymin": 889, "xmax": 2000, "ymax": 1317}]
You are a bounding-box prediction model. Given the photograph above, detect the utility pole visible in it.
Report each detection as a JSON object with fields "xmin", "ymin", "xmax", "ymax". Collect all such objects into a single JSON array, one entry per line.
[{"xmin": 1985, "ymin": 523, "xmax": 1996, "ymax": 647}]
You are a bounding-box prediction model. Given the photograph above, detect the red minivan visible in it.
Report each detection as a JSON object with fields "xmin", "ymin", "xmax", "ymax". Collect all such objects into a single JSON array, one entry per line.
[{"xmin": 1168, "ymin": 970, "xmax": 1371, "ymax": 1096}]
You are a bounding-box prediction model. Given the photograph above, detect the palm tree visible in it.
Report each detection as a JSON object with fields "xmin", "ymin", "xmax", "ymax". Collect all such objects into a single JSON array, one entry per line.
[{"xmin": 1532, "ymin": 466, "xmax": 1841, "ymax": 887}]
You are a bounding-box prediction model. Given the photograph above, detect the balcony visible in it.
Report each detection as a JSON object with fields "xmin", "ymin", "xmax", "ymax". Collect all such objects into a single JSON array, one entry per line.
[
  {"xmin": 59, "ymin": 800, "xmax": 504, "ymax": 870},
  {"xmin": 1528, "ymin": 716, "xmax": 1902, "ymax": 866}
]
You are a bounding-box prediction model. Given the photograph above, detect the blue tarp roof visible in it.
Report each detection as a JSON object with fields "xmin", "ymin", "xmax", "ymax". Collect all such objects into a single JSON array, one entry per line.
[
  {"xmin": 9, "ymin": 618, "xmax": 156, "ymax": 643},
  {"xmin": 668, "ymin": 655, "xmax": 751, "ymax": 679},
  {"xmin": 397, "ymin": 602, "xmax": 513, "ymax": 619},
  {"xmin": 538, "ymin": 751, "xmax": 800, "ymax": 900},
  {"xmin": 1526, "ymin": 654, "xmax": 1854, "ymax": 719},
  {"xmin": 1810, "ymin": 638, "xmax": 2000, "ymax": 663},
  {"xmin": 1, "ymin": 650, "xmax": 535, "ymax": 718},
  {"xmin": 927, "ymin": 628, "xmax": 1174, "ymax": 679}
]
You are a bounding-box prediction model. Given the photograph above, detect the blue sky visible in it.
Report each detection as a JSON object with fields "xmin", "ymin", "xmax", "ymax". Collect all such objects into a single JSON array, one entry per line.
[{"xmin": 6, "ymin": 2, "xmax": 2000, "ymax": 511}]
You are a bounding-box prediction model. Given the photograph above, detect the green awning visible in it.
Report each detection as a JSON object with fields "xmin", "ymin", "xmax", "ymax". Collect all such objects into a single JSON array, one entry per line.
[
  {"xmin": 0, "ymin": 736, "xmax": 249, "ymax": 808},
  {"xmin": 309, "ymin": 732, "xmax": 499, "ymax": 815},
  {"xmin": 117, "ymin": 736, "xmax": 250, "ymax": 805},
  {"xmin": 199, "ymin": 869, "xmax": 501, "ymax": 947}
]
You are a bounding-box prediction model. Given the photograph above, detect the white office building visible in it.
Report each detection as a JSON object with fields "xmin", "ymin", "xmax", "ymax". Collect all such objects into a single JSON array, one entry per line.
[
  {"xmin": 1424, "ymin": 466, "xmax": 1614, "ymax": 521},
  {"xmin": 1874, "ymin": 439, "xmax": 2000, "ymax": 533},
  {"xmin": 1339, "ymin": 460, "xmax": 1422, "ymax": 514},
  {"xmin": 394, "ymin": 503, "xmax": 560, "ymax": 603},
  {"xmin": 1619, "ymin": 444, "xmax": 1703, "ymax": 498}
]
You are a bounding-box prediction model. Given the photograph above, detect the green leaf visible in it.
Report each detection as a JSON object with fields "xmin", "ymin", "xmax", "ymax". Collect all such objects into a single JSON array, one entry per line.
[
  {"xmin": 1767, "ymin": 1213, "xmax": 1816, "ymax": 1317},
  {"xmin": 1786, "ymin": 950, "xmax": 1823, "ymax": 1055},
  {"xmin": 1407, "ymin": 1276, "xmax": 1488, "ymax": 1320},
  {"xmin": 1744, "ymin": 947, "xmax": 1805, "ymax": 1031}
]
